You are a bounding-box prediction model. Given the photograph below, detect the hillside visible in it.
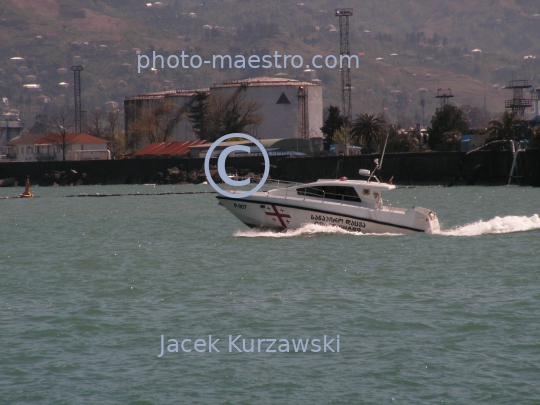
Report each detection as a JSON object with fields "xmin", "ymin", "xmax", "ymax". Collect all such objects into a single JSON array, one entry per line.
[{"xmin": 1, "ymin": 0, "xmax": 539, "ymax": 131}]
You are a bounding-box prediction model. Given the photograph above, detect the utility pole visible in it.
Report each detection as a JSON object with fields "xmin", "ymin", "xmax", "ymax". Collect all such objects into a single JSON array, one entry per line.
[
  {"xmin": 417, "ymin": 88, "xmax": 427, "ymax": 127},
  {"xmin": 335, "ymin": 8, "xmax": 353, "ymax": 121},
  {"xmin": 71, "ymin": 65, "xmax": 83, "ymax": 133},
  {"xmin": 484, "ymin": 92, "xmax": 487, "ymax": 127},
  {"xmin": 504, "ymin": 79, "xmax": 532, "ymax": 117},
  {"xmin": 297, "ymin": 86, "xmax": 309, "ymax": 139},
  {"xmin": 435, "ymin": 88, "xmax": 454, "ymax": 111},
  {"xmin": 504, "ymin": 79, "xmax": 532, "ymax": 139}
]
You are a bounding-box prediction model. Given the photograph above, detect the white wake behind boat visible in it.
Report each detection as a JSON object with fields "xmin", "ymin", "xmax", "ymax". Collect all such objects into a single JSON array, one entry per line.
[{"xmin": 217, "ymin": 175, "xmax": 440, "ymax": 235}]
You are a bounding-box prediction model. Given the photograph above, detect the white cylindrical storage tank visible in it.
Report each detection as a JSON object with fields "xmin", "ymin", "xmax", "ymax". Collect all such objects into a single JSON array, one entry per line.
[{"xmin": 209, "ymin": 77, "xmax": 323, "ymax": 139}]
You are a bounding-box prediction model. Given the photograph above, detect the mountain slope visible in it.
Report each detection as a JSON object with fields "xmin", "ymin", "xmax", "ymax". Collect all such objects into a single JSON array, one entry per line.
[{"xmin": 0, "ymin": 0, "xmax": 538, "ymax": 130}]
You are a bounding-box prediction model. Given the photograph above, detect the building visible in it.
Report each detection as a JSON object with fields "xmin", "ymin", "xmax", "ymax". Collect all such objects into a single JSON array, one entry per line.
[
  {"xmin": 134, "ymin": 137, "xmax": 320, "ymax": 159},
  {"xmin": 329, "ymin": 144, "xmax": 362, "ymax": 156},
  {"xmin": 461, "ymin": 134, "xmax": 487, "ymax": 152},
  {"xmin": 187, "ymin": 141, "xmax": 308, "ymax": 158},
  {"xmin": 133, "ymin": 140, "xmax": 206, "ymax": 158},
  {"xmin": 0, "ymin": 111, "xmax": 25, "ymax": 148},
  {"xmin": 259, "ymin": 138, "xmax": 322, "ymax": 155},
  {"xmin": 187, "ymin": 140, "xmax": 255, "ymax": 158},
  {"xmin": 124, "ymin": 77, "xmax": 323, "ymax": 149},
  {"xmin": 2, "ymin": 133, "xmax": 110, "ymax": 162}
]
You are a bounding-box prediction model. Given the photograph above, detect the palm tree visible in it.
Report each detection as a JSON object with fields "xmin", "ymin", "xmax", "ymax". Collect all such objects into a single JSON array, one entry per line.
[
  {"xmin": 488, "ymin": 111, "xmax": 520, "ymax": 141},
  {"xmin": 351, "ymin": 113, "xmax": 386, "ymax": 152}
]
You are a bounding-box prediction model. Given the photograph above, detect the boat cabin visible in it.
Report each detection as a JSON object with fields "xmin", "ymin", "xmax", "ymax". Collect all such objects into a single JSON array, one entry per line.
[{"xmin": 269, "ymin": 179, "xmax": 395, "ymax": 209}]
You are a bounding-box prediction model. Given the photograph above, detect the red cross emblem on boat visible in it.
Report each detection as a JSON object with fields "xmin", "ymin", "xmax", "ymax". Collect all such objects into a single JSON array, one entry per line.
[{"xmin": 265, "ymin": 204, "xmax": 291, "ymax": 227}]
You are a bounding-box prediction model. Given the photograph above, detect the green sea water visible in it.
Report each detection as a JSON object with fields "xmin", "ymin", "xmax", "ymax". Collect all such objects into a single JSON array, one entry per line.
[{"xmin": 1, "ymin": 184, "xmax": 539, "ymax": 404}]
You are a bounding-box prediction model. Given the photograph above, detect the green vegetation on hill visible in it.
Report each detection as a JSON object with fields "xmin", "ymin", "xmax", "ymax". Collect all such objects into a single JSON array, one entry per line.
[{"xmin": 1, "ymin": 0, "xmax": 539, "ymax": 133}]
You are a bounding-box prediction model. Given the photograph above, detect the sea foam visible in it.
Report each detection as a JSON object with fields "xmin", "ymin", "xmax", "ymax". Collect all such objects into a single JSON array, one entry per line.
[
  {"xmin": 234, "ymin": 223, "xmax": 399, "ymax": 238},
  {"xmin": 233, "ymin": 214, "xmax": 540, "ymax": 238},
  {"xmin": 439, "ymin": 214, "xmax": 540, "ymax": 237}
]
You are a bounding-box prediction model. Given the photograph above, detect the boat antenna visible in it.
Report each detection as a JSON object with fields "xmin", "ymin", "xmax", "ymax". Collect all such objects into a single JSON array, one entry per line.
[
  {"xmin": 367, "ymin": 131, "xmax": 390, "ymax": 183},
  {"xmin": 379, "ymin": 130, "xmax": 390, "ymax": 171}
]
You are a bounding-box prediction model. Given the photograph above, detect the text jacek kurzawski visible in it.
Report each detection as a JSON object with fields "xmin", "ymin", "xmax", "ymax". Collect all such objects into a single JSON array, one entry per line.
[{"xmin": 157, "ymin": 335, "xmax": 340, "ymax": 357}]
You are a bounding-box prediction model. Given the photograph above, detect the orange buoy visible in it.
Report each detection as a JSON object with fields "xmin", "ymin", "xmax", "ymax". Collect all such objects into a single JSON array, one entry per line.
[{"xmin": 19, "ymin": 176, "xmax": 34, "ymax": 198}]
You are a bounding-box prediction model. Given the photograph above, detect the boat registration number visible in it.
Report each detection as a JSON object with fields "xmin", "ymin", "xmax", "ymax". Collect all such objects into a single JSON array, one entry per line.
[{"xmin": 234, "ymin": 203, "xmax": 247, "ymax": 210}]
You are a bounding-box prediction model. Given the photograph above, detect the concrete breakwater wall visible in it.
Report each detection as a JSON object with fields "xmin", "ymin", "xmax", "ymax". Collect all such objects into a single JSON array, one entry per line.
[{"xmin": 0, "ymin": 150, "xmax": 539, "ymax": 187}]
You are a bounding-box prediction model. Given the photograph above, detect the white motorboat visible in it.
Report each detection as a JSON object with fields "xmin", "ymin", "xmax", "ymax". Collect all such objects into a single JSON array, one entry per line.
[{"xmin": 217, "ymin": 172, "xmax": 440, "ymax": 234}]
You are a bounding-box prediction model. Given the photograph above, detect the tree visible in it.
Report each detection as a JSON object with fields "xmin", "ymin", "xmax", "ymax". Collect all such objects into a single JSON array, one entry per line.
[
  {"xmin": 188, "ymin": 92, "xmax": 209, "ymax": 139},
  {"xmin": 487, "ymin": 111, "xmax": 522, "ymax": 141},
  {"xmin": 332, "ymin": 124, "xmax": 355, "ymax": 155},
  {"xmin": 216, "ymin": 91, "xmax": 261, "ymax": 135},
  {"xmin": 427, "ymin": 105, "xmax": 469, "ymax": 150},
  {"xmin": 351, "ymin": 113, "xmax": 386, "ymax": 153},
  {"xmin": 105, "ymin": 108, "xmax": 121, "ymax": 136},
  {"xmin": 46, "ymin": 109, "xmax": 75, "ymax": 161},
  {"xmin": 131, "ymin": 101, "xmax": 185, "ymax": 144},
  {"xmin": 533, "ymin": 126, "xmax": 540, "ymax": 140},
  {"xmin": 460, "ymin": 104, "xmax": 486, "ymax": 128},
  {"xmin": 28, "ymin": 114, "xmax": 50, "ymax": 133},
  {"xmin": 386, "ymin": 125, "xmax": 420, "ymax": 153},
  {"xmin": 320, "ymin": 105, "xmax": 346, "ymax": 150},
  {"xmin": 85, "ymin": 108, "xmax": 106, "ymax": 138},
  {"xmin": 104, "ymin": 109, "xmax": 124, "ymax": 158},
  {"xmin": 189, "ymin": 90, "xmax": 263, "ymax": 142}
]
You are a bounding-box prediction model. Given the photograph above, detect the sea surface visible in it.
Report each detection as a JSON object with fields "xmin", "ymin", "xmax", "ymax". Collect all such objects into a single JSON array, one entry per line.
[{"xmin": 1, "ymin": 184, "xmax": 539, "ymax": 404}]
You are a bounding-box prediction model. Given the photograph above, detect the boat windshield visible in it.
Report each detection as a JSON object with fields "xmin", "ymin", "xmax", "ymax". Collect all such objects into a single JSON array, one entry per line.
[{"xmin": 296, "ymin": 185, "xmax": 361, "ymax": 202}]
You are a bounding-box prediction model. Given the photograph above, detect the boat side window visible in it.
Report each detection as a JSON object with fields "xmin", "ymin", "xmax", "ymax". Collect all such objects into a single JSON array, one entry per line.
[
  {"xmin": 325, "ymin": 186, "xmax": 361, "ymax": 202},
  {"xmin": 297, "ymin": 187, "xmax": 325, "ymax": 197},
  {"xmin": 297, "ymin": 186, "xmax": 361, "ymax": 202}
]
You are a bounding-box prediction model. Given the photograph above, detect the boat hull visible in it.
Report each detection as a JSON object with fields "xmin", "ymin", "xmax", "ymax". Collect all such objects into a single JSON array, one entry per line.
[{"xmin": 217, "ymin": 195, "xmax": 438, "ymax": 234}]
